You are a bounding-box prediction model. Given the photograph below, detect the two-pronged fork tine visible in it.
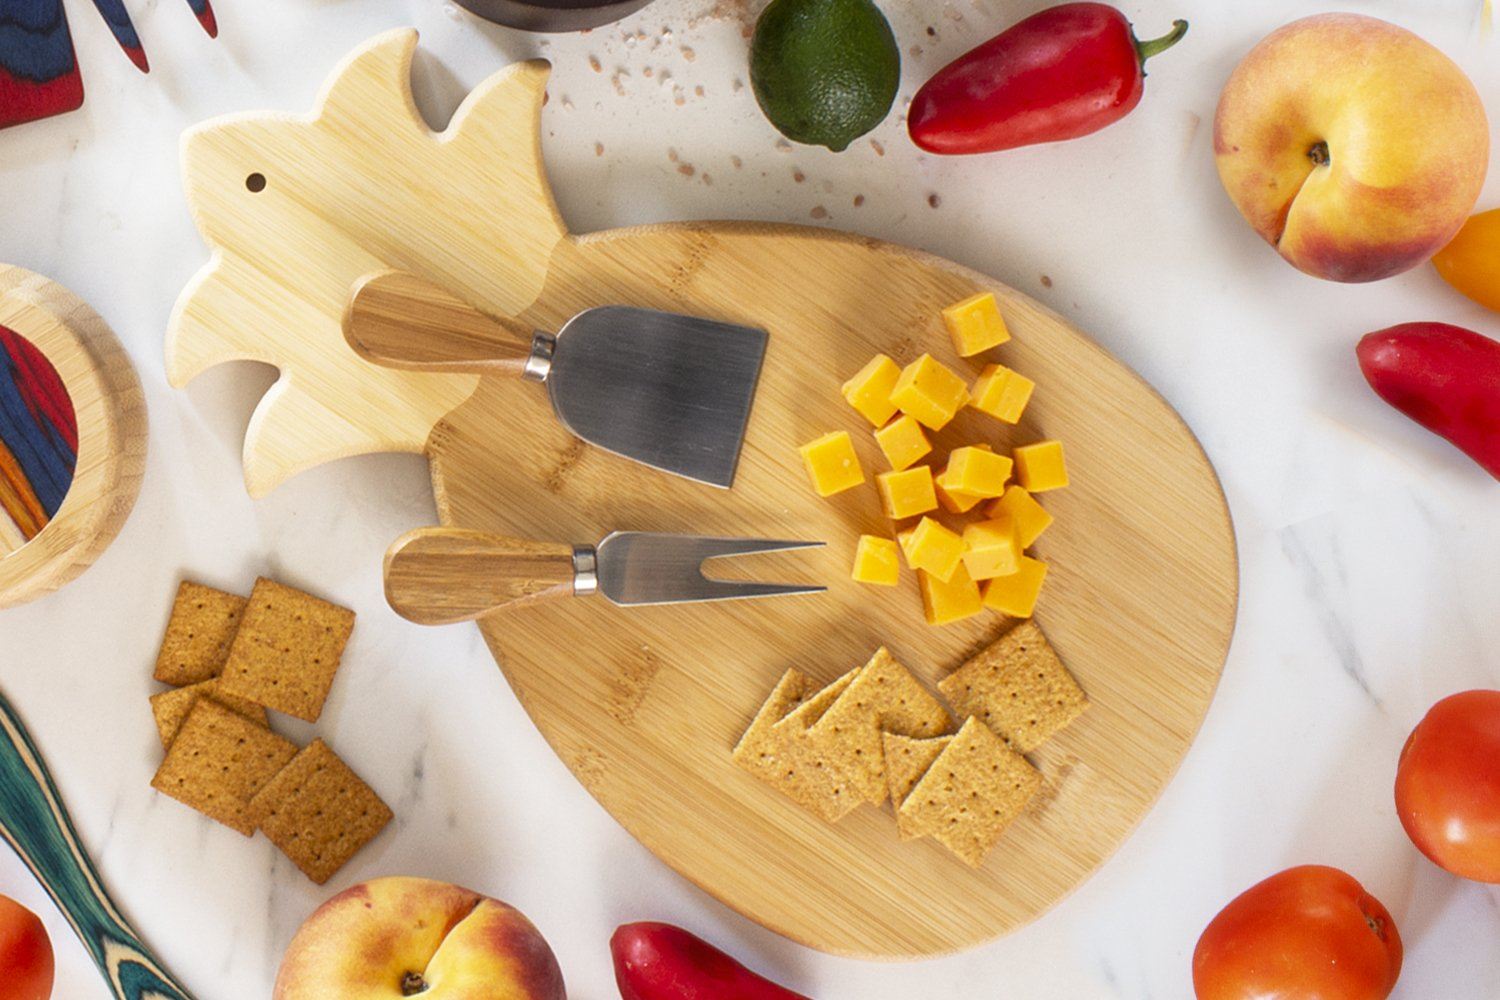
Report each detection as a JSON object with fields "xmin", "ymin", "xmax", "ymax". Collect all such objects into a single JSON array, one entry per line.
[
  {"xmin": 383, "ymin": 528, "xmax": 826, "ymax": 625},
  {"xmin": 593, "ymin": 533, "xmax": 826, "ymax": 606}
]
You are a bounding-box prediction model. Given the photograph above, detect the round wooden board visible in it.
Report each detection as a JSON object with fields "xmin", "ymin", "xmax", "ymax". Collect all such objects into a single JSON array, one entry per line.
[
  {"xmin": 428, "ymin": 222, "xmax": 1239, "ymax": 957},
  {"xmin": 0, "ymin": 266, "xmax": 147, "ymax": 609}
]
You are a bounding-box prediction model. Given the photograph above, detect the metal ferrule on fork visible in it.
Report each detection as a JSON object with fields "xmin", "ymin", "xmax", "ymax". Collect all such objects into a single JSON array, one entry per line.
[{"xmin": 573, "ymin": 545, "xmax": 600, "ymax": 596}]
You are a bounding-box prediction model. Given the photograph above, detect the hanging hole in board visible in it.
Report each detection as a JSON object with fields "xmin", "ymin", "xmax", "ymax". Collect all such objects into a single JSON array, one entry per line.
[{"xmin": 246, "ymin": 173, "xmax": 268, "ymax": 193}]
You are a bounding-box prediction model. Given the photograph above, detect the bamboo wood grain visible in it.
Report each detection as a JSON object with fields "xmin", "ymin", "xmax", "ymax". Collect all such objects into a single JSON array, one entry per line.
[
  {"xmin": 345, "ymin": 270, "xmax": 536, "ymax": 376},
  {"xmin": 166, "ymin": 30, "xmax": 1239, "ymax": 958},
  {"xmin": 0, "ymin": 690, "xmax": 193, "ymax": 999},
  {"xmin": 385, "ymin": 527, "xmax": 575, "ymax": 623},
  {"xmin": 0, "ymin": 266, "xmax": 147, "ymax": 608}
]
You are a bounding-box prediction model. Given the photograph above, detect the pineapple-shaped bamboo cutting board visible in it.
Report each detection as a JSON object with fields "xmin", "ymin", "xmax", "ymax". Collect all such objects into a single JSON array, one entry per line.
[{"xmin": 167, "ymin": 30, "xmax": 1238, "ymax": 958}]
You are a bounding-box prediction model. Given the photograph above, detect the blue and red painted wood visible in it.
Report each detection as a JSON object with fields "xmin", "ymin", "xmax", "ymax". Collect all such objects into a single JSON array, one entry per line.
[
  {"xmin": 89, "ymin": 0, "xmax": 219, "ymax": 72},
  {"xmin": 87, "ymin": 0, "xmax": 147, "ymax": 72},
  {"xmin": 1, "ymin": 0, "xmax": 221, "ymax": 123},
  {"xmin": 0, "ymin": 0, "xmax": 84, "ymax": 130},
  {"xmin": 185, "ymin": 0, "xmax": 218, "ymax": 39},
  {"xmin": 0, "ymin": 325, "xmax": 77, "ymax": 554}
]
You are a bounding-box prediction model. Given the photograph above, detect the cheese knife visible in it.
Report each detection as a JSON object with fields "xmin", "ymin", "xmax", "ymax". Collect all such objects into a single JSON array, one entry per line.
[{"xmin": 344, "ymin": 270, "xmax": 768, "ymax": 489}]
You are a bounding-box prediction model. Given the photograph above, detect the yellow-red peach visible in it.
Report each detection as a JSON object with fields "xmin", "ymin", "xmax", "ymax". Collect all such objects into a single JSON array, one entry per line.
[
  {"xmin": 274, "ymin": 877, "xmax": 565, "ymax": 999},
  {"xmin": 1214, "ymin": 14, "xmax": 1488, "ymax": 283}
]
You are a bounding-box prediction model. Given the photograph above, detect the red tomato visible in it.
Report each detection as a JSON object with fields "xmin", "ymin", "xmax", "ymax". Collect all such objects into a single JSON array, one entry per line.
[
  {"xmin": 1396, "ymin": 690, "xmax": 1500, "ymax": 882},
  {"xmin": 0, "ymin": 895, "xmax": 53, "ymax": 1000},
  {"xmin": 1192, "ymin": 866, "xmax": 1400, "ymax": 1000}
]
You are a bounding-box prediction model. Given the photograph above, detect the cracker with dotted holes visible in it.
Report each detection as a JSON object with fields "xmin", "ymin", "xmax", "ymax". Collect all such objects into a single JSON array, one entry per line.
[
  {"xmin": 150, "ymin": 699, "xmax": 299, "ymax": 836},
  {"xmin": 937, "ymin": 621, "xmax": 1087, "ymax": 753},
  {"xmin": 882, "ymin": 733, "xmax": 953, "ymax": 840},
  {"xmin": 247, "ymin": 739, "xmax": 392, "ymax": 884},
  {"xmin": 803, "ymin": 648, "xmax": 951, "ymax": 807},
  {"xmin": 153, "ymin": 582, "xmax": 248, "ymax": 685},
  {"xmin": 898, "ymin": 717, "xmax": 1041, "ymax": 866},
  {"xmin": 217, "ymin": 578, "xmax": 355, "ymax": 722},
  {"xmin": 734, "ymin": 668, "xmax": 864, "ymax": 823},
  {"xmin": 150, "ymin": 679, "xmax": 268, "ymax": 749}
]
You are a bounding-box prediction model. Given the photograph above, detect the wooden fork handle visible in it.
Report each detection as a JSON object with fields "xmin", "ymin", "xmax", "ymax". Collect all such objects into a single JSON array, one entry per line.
[
  {"xmin": 384, "ymin": 527, "xmax": 579, "ymax": 624},
  {"xmin": 344, "ymin": 270, "xmax": 539, "ymax": 376}
]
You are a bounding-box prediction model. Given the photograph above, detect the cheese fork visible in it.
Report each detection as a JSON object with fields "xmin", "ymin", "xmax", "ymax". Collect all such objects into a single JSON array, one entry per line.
[{"xmin": 384, "ymin": 528, "xmax": 826, "ymax": 625}]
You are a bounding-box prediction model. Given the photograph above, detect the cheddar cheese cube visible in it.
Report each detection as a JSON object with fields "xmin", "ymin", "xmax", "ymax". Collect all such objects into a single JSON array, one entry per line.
[
  {"xmin": 799, "ymin": 431, "xmax": 865, "ymax": 497},
  {"xmin": 919, "ymin": 564, "xmax": 984, "ymax": 626},
  {"xmin": 938, "ymin": 446, "xmax": 1013, "ymax": 499},
  {"xmin": 1013, "ymin": 440, "xmax": 1069, "ymax": 492},
  {"xmin": 935, "ymin": 480, "xmax": 985, "ymax": 514},
  {"xmin": 962, "ymin": 516, "xmax": 1022, "ymax": 581},
  {"xmin": 906, "ymin": 517, "xmax": 966, "ymax": 583},
  {"xmin": 985, "ymin": 486, "xmax": 1053, "ymax": 548},
  {"xmin": 971, "ymin": 364, "xmax": 1035, "ymax": 424},
  {"xmin": 942, "ymin": 292, "xmax": 1011, "ymax": 357},
  {"xmin": 891, "ymin": 354, "xmax": 970, "ymax": 430},
  {"xmin": 873, "ymin": 414, "xmax": 932, "ymax": 471},
  {"xmin": 877, "ymin": 467, "xmax": 938, "ymax": 519},
  {"xmin": 981, "ymin": 556, "xmax": 1048, "ymax": 618},
  {"xmin": 851, "ymin": 535, "xmax": 901, "ymax": 586},
  {"xmin": 896, "ymin": 527, "xmax": 916, "ymax": 564},
  {"xmin": 841, "ymin": 355, "xmax": 902, "ymax": 426}
]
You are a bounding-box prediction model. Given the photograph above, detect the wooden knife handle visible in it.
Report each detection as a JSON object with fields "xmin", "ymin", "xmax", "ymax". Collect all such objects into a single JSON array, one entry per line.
[
  {"xmin": 344, "ymin": 270, "xmax": 539, "ymax": 376},
  {"xmin": 0, "ymin": 690, "xmax": 194, "ymax": 999},
  {"xmin": 384, "ymin": 527, "xmax": 578, "ymax": 624}
]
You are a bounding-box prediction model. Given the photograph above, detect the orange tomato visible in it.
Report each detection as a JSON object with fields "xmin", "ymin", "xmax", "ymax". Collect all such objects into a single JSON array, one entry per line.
[
  {"xmin": 0, "ymin": 895, "xmax": 52, "ymax": 1000},
  {"xmin": 1396, "ymin": 690, "xmax": 1500, "ymax": 882},
  {"xmin": 1433, "ymin": 209, "xmax": 1500, "ymax": 313},
  {"xmin": 1192, "ymin": 866, "xmax": 1401, "ymax": 1000}
]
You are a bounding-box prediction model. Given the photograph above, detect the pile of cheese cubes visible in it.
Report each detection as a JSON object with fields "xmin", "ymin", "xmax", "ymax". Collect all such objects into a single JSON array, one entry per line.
[{"xmin": 798, "ymin": 292, "xmax": 1068, "ymax": 626}]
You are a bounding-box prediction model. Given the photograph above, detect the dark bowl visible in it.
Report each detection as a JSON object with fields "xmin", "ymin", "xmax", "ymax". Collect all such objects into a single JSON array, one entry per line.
[{"xmin": 455, "ymin": 0, "xmax": 657, "ymax": 32}]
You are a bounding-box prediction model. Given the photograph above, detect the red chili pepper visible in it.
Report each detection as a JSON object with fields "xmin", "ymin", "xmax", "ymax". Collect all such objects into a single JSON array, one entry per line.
[
  {"xmin": 908, "ymin": 2, "xmax": 1188, "ymax": 155},
  {"xmin": 611, "ymin": 922, "xmax": 811, "ymax": 1000},
  {"xmin": 1357, "ymin": 323, "xmax": 1500, "ymax": 479}
]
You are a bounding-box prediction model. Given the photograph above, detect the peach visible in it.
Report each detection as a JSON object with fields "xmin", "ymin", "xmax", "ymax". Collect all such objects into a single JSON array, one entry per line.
[
  {"xmin": 1214, "ymin": 14, "xmax": 1488, "ymax": 283},
  {"xmin": 274, "ymin": 877, "xmax": 565, "ymax": 999}
]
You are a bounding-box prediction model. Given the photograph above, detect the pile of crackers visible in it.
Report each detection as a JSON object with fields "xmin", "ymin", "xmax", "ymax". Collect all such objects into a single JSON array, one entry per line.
[
  {"xmin": 148, "ymin": 579, "xmax": 391, "ymax": 884},
  {"xmin": 733, "ymin": 621, "xmax": 1086, "ymax": 866}
]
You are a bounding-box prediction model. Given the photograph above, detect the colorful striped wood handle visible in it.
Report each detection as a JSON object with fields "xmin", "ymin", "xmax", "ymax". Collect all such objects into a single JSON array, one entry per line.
[{"xmin": 0, "ymin": 691, "xmax": 194, "ymax": 999}]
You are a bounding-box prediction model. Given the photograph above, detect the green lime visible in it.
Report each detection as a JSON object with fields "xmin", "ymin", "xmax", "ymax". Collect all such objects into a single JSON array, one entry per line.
[{"xmin": 749, "ymin": 0, "xmax": 901, "ymax": 153}]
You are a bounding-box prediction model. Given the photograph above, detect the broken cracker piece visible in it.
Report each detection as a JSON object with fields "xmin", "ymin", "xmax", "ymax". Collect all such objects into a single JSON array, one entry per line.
[
  {"xmin": 734, "ymin": 668, "xmax": 864, "ymax": 823},
  {"xmin": 150, "ymin": 699, "xmax": 298, "ymax": 836},
  {"xmin": 247, "ymin": 740, "xmax": 393, "ymax": 885},
  {"xmin": 898, "ymin": 717, "xmax": 1040, "ymax": 866},
  {"xmin": 218, "ymin": 578, "xmax": 355, "ymax": 723},
  {"xmin": 772, "ymin": 667, "xmax": 861, "ymax": 733},
  {"xmin": 938, "ymin": 621, "xmax": 1087, "ymax": 753},
  {"xmin": 153, "ymin": 581, "xmax": 247, "ymax": 686},
  {"xmin": 882, "ymin": 732, "xmax": 953, "ymax": 840},
  {"xmin": 804, "ymin": 648, "xmax": 951, "ymax": 807},
  {"xmin": 150, "ymin": 679, "xmax": 269, "ymax": 749}
]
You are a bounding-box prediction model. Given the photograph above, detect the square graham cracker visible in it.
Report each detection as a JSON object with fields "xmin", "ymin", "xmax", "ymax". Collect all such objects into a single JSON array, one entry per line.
[
  {"xmin": 882, "ymin": 733, "xmax": 953, "ymax": 840},
  {"xmin": 938, "ymin": 621, "xmax": 1087, "ymax": 753},
  {"xmin": 247, "ymin": 740, "xmax": 392, "ymax": 885},
  {"xmin": 803, "ymin": 648, "xmax": 951, "ymax": 807},
  {"xmin": 734, "ymin": 668, "xmax": 864, "ymax": 823},
  {"xmin": 218, "ymin": 578, "xmax": 355, "ymax": 722},
  {"xmin": 153, "ymin": 582, "xmax": 247, "ymax": 685},
  {"xmin": 150, "ymin": 699, "xmax": 299, "ymax": 835},
  {"xmin": 150, "ymin": 680, "xmax": 268, "ymax": 749},
  {"xmin": 898, "ymin": 717, "xmax": 1041, "ymax": 866}
]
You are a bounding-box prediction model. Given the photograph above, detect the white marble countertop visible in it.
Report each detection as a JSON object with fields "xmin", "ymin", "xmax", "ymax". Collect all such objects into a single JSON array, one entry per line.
[{"xmin": 3, "ymin": 0, "xmax": 1500, "ymax": 996}]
